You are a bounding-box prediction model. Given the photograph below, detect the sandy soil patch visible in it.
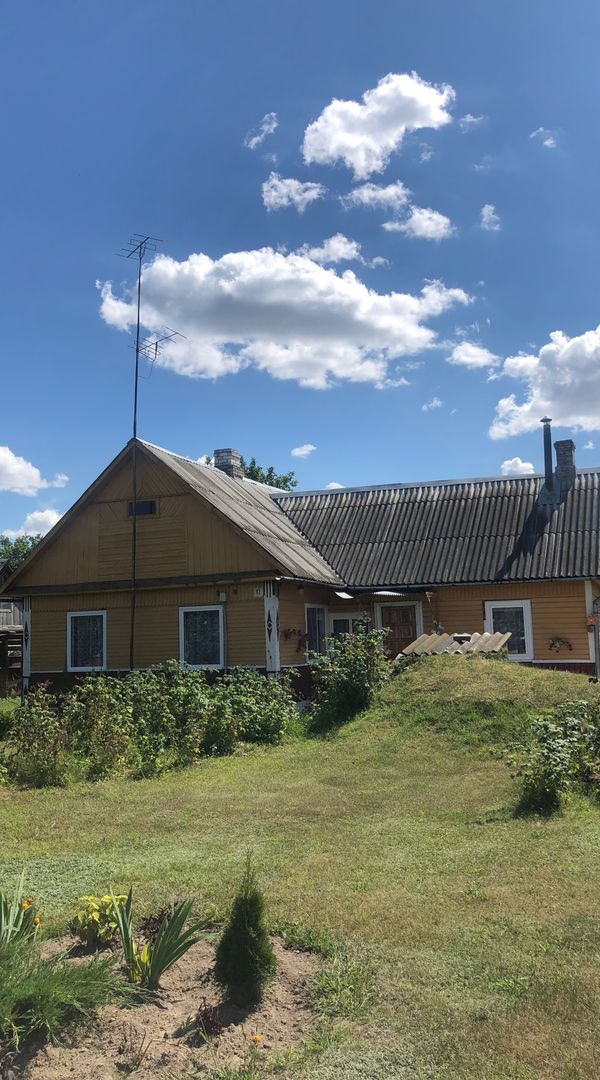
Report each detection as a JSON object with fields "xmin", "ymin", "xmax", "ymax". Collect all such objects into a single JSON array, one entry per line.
[{"xmin": 25, "ymin": 939, "xmax": 319, "ymax": 1079}]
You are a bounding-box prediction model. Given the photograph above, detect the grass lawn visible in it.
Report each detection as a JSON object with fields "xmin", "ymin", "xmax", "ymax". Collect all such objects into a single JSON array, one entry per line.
[{"xmin": 1, "ymin": 657, "xmax": 600, "ymax": 1079}]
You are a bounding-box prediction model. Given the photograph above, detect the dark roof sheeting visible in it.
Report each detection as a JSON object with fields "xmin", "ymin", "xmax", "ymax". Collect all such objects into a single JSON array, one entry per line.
[
  {"xmin": 141, "ymin": 442, "xmax": 341, "ymax": 585},
  {"xmin": 274, "ymin": 472, "xmax": 600, "ymax": 587}
]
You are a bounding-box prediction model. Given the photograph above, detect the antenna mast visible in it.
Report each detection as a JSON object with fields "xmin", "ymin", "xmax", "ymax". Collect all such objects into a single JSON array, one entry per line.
[
  {"xmin": 116, "ymin": 234, "xmax": 184, "ymax": 670},
  {"xmin": 118, "ymin": 234, "xmax": 160, "ymax": 437}
]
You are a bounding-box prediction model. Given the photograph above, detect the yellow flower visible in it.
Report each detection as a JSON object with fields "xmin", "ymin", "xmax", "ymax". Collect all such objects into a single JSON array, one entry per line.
[
  {"xmin": 34, "ymin": 916, "xmax": 41, "ymax": 926},
  {"xmin": 22, "ymin": 899, "xmax": 33, "ymax": 910},
  {"xmin": 252, "ymin": 1034, "xmax": 263, "ymax": 1045}
]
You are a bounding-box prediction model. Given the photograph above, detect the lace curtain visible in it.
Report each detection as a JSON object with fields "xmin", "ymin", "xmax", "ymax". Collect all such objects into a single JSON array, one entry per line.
[
  {"xmin": 71, "ymin": 614, "xmax": 104, "ymax": 668},
  {"xmin": 183, "ymin": 609, "xmax": 221, "ymax": 666}
]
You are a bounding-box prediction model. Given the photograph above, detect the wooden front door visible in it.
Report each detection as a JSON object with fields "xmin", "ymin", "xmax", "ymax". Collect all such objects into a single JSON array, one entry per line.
[{"xmin": 379, "ymin": 605, "xmax": 417, "ymax": 658}]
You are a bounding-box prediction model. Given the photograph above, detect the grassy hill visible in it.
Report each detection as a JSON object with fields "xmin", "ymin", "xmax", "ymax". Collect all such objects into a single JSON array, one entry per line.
[
  {"xmin": 1, "ymin": 657, "xmax": 599, "ymax": 1079},
  {"xmin": 383, "ymin": 652, "xmax": 600, "ymax": 743}
]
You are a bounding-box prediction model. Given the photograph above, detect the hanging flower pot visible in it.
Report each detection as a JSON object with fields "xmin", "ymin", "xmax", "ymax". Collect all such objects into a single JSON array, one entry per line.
[{"xmin": 548, "ymin": 636, "xmax": 573, "ymax": 652}]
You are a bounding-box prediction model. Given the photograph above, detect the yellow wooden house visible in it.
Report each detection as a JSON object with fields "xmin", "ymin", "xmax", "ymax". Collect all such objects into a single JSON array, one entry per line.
[{"xmin": 2, "ymin": 419, "xmax": 599, "ymax": 688}]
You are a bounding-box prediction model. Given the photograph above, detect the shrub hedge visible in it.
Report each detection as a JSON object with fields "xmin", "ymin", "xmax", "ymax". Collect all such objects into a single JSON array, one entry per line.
[
  {"xmin": 1, "ymin": 664, "xmax": 296, "ymax": 788},
  {"xmin": 310, "ymin": 628, "xmax": 391, "ymax": 731}
]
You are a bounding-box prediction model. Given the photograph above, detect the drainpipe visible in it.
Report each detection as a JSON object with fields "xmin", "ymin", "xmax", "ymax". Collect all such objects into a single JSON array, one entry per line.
[{"xmin": 594, "ymin": 596, "xmax": 600, "ymax": 679}]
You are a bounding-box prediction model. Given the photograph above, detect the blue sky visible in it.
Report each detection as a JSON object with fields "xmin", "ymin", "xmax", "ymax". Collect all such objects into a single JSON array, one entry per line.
[{"xmin": 2, "ymin": 0, "xmax": 600, "ymax": 536}]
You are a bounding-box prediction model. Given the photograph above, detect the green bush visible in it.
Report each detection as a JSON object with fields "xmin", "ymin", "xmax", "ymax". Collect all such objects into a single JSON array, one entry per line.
[
  {"xmin": 505, "ymin": 699, "xmax": 600, "ymax": 814},
  {"xmin": 126, "ymin": 669, "xmax": 178, "ymax": 776},
  {"xmin": 224, "ymin": 668, "xmax": 296, "ymax": 745},
  {"xmin": 62, "ymin": 678, "xmax": 134, "ymax": 779},
  {"xmin": 214, "ymin": 855, "xmax": 276, "ymax": 1006},
  {"xmin": 310, "ymin": 628, "xmax": 391, "ymax": 731},
  {"xmin": 0, "ymin": 699, "xmax": 17, "ymax": 740},
  {"xmin": 3, "ymin": 663, "xmax": 297, "ymax": 789},
  {"xmin": 70, "ymin": 894, "xmax": 127, "ymax": 949},
  {"xmin": 0, "ymin": 938, "xmax": 125, "ymax": 1053},
  {"xmin": 6, "ymin": 685, "xmax": 70, "ymax": 787}
]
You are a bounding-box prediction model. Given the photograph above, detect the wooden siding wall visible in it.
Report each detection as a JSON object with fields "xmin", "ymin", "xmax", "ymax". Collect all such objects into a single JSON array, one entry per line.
[
  {"xmin": 278, "ymin": 581, "xmax": 592, "ymax": 664},
  {"xmin": 16, "ymin": 455, "xmax": 274, "ymax": 588},
  {"xmin": 434, "ymin": 581, "xmax": 591, "ymax": 661},
  {"xmin": 30, "ymin": 583, "xmax": 266, "ymax": 672},
  {"xmin": 28, "ymin": 579, "xmax": 594, "ymax": 671},
  {"xmin": 278, "ymin": 585, "xmax": 434, "ymax": 666}
]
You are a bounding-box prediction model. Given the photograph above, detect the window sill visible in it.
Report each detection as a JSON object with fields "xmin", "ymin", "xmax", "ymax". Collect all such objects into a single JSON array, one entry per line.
[
  {"xmin": 182, "ymin": 663, "xmax": 224, "ymax": 670},
  {"xmin": 67, "ymin": 666, "xmax": 107, "ymax": 673}
]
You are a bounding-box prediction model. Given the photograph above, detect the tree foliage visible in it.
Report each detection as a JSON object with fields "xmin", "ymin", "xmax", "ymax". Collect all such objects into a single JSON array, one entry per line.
[
  {"xmin": 0, "ymin": 534, "xmax": 41, "ymax": 572},
  {"xmin": 240, "ymin": 456, "xmax": 297, "ymax": 490}
]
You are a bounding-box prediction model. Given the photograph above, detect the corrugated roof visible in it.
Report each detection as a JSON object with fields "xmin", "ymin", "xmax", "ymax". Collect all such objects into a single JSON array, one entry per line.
[
  {"xmin": 274, "ymin": 471, "xmax": 600, "ymax": 587},
  {"xmin": 140, "ymin": 441, "xmax": 341, "ymax": 584}
]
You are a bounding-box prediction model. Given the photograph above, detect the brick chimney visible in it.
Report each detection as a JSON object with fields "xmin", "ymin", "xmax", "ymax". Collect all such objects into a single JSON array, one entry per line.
[
  {"xmin": 554, "ymin": 438, "xmax": 576, "ymax": 488},
  {"xmin": 214, "ymin": 448, "xmax": 243, "ymax": 480}
]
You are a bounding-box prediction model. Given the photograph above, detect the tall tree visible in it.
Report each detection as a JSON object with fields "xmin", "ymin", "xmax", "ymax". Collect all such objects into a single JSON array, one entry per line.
[
  {"xmin": 240, "ymin": 456, "xmax": 297, "ymax": 490},
  {"xmin": 0, "ymin": 534, "xmax": 41, "ymax": 570}
]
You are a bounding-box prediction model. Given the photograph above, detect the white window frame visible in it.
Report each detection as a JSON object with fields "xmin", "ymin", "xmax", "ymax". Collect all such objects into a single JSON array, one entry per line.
[
  {"xmin": 328, "ymin": 611, "xmax": 368, "ymax": 636},
  {"xmin": 374, "ymin": 601, "xmax": 423, "ymax": 638},
  {"xmin": 67, "ymin": 610, "xmax": 107, "ymax": 673},
  {"xmin": 179, "ymin": 605, "xmax": 225, "ymax": 669},
  {"xmin": 484, "ymin": 599, "xmax": 533, "ymax": 662},
  {"xmin": 305, "ymin": 603, "xmax": 329, "ymax": 661}
]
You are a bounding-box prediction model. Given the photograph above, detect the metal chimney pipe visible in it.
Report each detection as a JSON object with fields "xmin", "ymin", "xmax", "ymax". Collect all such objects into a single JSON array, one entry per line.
[{"xmin": 540, "ymin": 416, "xmax": 554, "ymax": 491}]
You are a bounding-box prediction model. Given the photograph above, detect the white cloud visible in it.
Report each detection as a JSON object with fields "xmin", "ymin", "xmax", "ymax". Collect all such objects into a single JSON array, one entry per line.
[
  {"xmin": 584, "ymin": 440, "xmax": 594, "ymax": 450},
  {"xmin": 291, "ymin": 443, "xmax": 317, "ymax": 458},
  {"xmin": 302, "ymin": 71, "xmax": 454, "ymax": 179},
  {"xmin": 243, "ymin": 111, "xmax": 278, "ymax": 150},
  {"xmin": 447, "ymin": 342, "xmax": 499, "ymax": 368},
  {"xmin": 296, "ymin": 234, "xmax": 387, "ymax": 269},
  {"xmin": 0, "ymin": 446, "xmax": 68, "ymax": 496},
  {"xmin": 262, "ymin": 172, "xmax": 326, "ymax": 213},
  {"xmin": 422, "ymin": 396, "xmax": 443, "ymax": 411},
  {"xmin": 459, "ymin": 113, "xmax": 486, "ymax": 132},
  {"xmin": 490, "ymin": 325, "xmax": 600, "ymax": 438},
  {"xmin": 418, "ymin": 143, "xmax": 434, "ymax": 163},
  {"xmin": 296, "ymin": 234, "xmax": 361, "ymax": 265},
  {"xmin": 383, "ymin": 205, "xmax": 455, "ymax": 241},
  {"xmin": 340, "ymin": 180, "xmax": 410, "ymax": 212},
  {"xmin": 530, "ymin": 127, "xmax": 557, "ymax": 149},
  {"xmin": 500, "ymin": 456, "xmax": 535, "ymax": 477},
  {"xmin": 480, "ymin": 203, "xmax": 501, "ymax": 232},
  {"xmin": 326, "ymin": 481, "xmax": 344, "ymax": 489},
  {"xmin": 3, "ymin": 508, "xmax": 62, "ymax": 539},
  {"xmin": 99, "ymin": 248, "xmax": 470, "ymax": 391}
]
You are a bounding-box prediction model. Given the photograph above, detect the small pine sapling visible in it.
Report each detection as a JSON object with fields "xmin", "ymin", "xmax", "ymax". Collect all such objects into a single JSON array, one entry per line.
[{"xmin": 214, "ymin": 855, "xmax": 276, "ymax": 1006}]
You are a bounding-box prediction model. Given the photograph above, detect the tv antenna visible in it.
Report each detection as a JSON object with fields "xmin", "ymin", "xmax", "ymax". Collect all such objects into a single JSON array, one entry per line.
[
  {"xmin": 117, "ymin": 234, "xmax": 185, "ymax": 438},
  {"xmin": 116, "ymin": 233, "xmax": 185, "ymax": 671}
]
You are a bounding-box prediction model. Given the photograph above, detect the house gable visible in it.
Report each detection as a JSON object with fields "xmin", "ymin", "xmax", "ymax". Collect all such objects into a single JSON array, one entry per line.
[{"xmin": 6, "ymin": 444, "xmax": 283, "ymax": 592}]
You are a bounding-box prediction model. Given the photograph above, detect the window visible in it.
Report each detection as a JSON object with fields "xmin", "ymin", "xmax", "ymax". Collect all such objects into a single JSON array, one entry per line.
[
  {"xmin": 329, "ymin": 614, "xmax": 369, "ymax": 636},
  {"xmin": 128, "ymin": 500, "xmax": 156, "ymax": 517},
  {"xmin": 484, "ymin": 600, "xmax": 533, "ymax": 661},
  {"xmin": 306, "ymin": 605, "xmax": 327, "ymax": 656},
  {"xmin": 179, "ymin": 606, "xmax": 224, "ymax": 668},
  {"xmin": 67, "ymin": 611, "xmax": 106, "ymax": 672}
]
